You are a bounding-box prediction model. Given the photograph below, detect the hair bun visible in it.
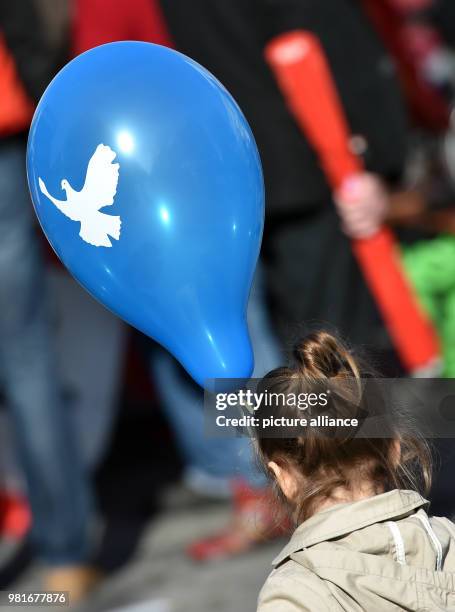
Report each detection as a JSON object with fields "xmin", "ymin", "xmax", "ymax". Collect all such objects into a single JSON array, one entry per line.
[{"xmin": 293, "ymin": 331, "xmax": 354, "ymax": 378}]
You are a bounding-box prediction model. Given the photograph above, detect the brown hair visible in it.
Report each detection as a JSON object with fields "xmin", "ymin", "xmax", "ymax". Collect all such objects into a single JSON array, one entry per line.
[{"xmin": 255, "ymin": 331, "xmax": 432, "ymax": 524}]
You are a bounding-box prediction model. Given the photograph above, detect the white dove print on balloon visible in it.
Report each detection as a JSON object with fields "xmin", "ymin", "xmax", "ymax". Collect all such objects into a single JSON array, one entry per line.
[{"xmin": 38, "ymin": 144, "xmax": 121, "ymax": 247}]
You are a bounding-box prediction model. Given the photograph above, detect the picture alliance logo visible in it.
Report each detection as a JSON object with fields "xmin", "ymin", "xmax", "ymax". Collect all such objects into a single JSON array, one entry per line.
[{"xmin": 215, "ymin": 389, "xmax": 330, "ymax": 412}]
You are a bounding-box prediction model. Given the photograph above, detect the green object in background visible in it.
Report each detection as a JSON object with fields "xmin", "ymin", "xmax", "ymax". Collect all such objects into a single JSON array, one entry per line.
[{"xmin": 402, "ymin": 235, "xmax": 455, "ymax": 377}]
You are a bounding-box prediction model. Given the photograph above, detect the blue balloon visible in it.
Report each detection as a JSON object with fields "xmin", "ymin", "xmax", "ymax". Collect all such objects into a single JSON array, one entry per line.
[{"xmin": 27, "ymin": 42, "xmax": 264, "ymax": 388}]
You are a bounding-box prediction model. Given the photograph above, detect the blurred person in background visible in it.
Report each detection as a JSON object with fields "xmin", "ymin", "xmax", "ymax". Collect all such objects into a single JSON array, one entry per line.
[
  {"xmin": 0, "ymin": 0, "xmax": 97, "ymax": 600},
  {"xmin": 336, "ymin": 0, "xmax": 455, "ymax": 378},
  {"xmin": 359, "ymin": 0, "xmax": 455, "ymax": 519},
  {"xmin": 72, "ymin": 0, "xmax": 287, "ymax": 562},
  {"xmin": 160, "ymin": 0, "xmax": 409, "ymax": 369}
]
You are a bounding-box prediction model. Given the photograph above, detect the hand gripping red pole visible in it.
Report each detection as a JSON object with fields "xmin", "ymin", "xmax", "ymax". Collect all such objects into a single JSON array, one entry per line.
[{"xmin": 265, "ymin": 31, "xmax": 440, "ymax": 374}]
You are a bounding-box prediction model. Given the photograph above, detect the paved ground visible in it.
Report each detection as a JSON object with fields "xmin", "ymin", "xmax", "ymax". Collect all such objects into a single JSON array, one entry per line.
[{"xmin": 2, "ymin": 485, "xmax": 284, "ymax": 612}]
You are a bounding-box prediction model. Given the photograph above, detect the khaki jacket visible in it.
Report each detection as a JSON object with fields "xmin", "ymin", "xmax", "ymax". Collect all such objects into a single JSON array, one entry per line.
[{"xmin": 258, "ymin": 490, "xmax": 455, "ymax": 611}]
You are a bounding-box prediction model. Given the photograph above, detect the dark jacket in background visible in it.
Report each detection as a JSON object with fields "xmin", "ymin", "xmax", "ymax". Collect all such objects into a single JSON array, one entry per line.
[
  {"xmin": 160, "ymin": 0, "xmax": 409, "ymax": 356},
  {"xmin": 160, "ymin": 0, "xmax": 408, "ymax": 216},
  {"xmin": 0, "ymin": 0, "xmax": 57, "ymax": 104}
]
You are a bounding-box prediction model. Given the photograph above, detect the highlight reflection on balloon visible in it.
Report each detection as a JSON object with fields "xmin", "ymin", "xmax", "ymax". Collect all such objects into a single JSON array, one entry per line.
[
  {"xmin": 116, "ymin": 131, "xmax": 135, "ymax": 154},
  {"xmin": 27, "ymin": 42, "xmax": 264, "ymax": 388}
]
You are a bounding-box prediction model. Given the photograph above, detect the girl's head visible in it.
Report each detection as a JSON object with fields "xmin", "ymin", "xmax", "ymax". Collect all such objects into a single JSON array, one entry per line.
[{"xmin": 255, "ymin": 331, "xmax": 432, "ymax": 524}]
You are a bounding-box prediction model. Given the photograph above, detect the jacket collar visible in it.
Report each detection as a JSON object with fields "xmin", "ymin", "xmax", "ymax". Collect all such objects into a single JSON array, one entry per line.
[{"xmin": 273, "ymin": 489, "xmax": 428, "ymax": 567}]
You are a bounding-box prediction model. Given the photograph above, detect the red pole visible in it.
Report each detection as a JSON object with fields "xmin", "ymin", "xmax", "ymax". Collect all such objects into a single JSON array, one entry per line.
[{"xmin": 265, "ymin": 31, "xmax": 440, "ymax": 374}]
